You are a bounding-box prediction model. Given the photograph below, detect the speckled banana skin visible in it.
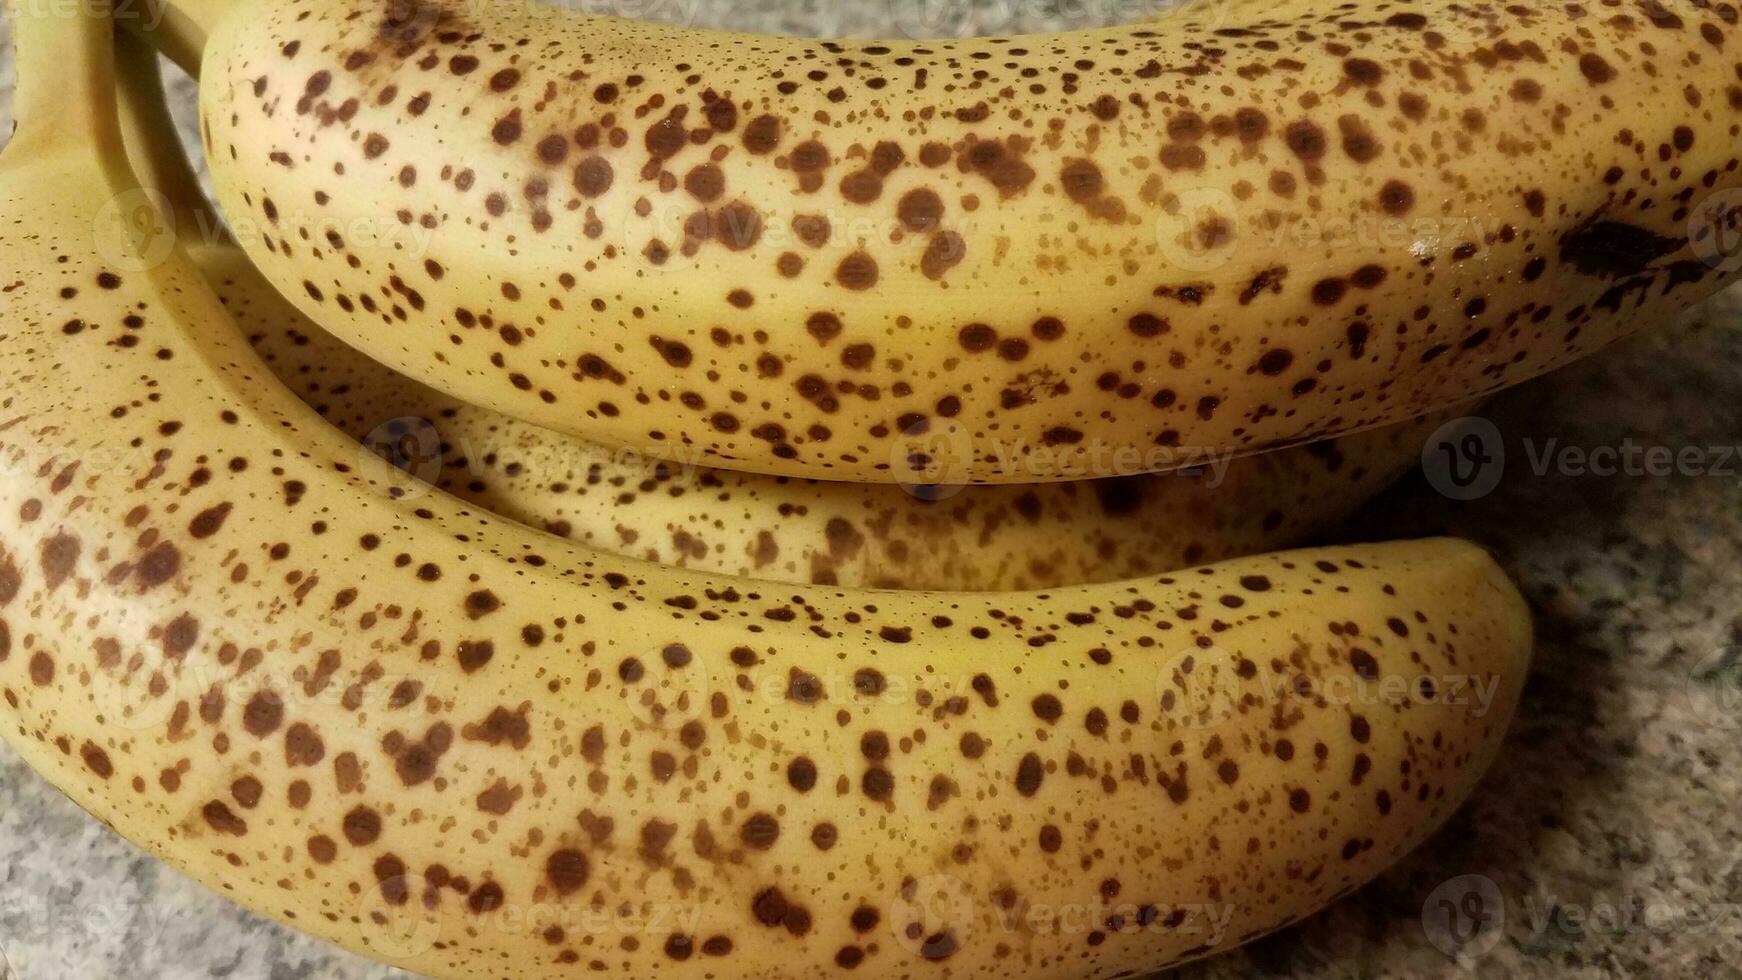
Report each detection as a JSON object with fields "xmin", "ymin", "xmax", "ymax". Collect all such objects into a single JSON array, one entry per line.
[
  {"xmin": 171, "ymin": 0, "xmax": 1742, "ymax": 482},
  {"xmin": 220, "ymin": 250, "xmax": 1466, "ymax": 589},
  {"xmin": 3, "ymin": 8, "xmax": 1531, "ymax": 979},
  {"xmin": 113, "ymin": 34, "xmax": 1460, "ymax": 591}
]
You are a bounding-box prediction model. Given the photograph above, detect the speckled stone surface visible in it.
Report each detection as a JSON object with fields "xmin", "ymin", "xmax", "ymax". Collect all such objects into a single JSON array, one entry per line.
[{"xmin": 3, "ymin": 3, "xmax": 1742, "ymax": 979}]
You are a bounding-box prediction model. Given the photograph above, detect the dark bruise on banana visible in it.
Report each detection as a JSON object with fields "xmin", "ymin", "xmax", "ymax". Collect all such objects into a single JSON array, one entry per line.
[
  {"xmin": 195, "ymin": 0, "xmax": 1742, "ymax": 482},
  {"xmin": 229, "ymin": 244, "xmax": 1460, "ymax": 589},
  {"xmin": 0, "ymin": 11, "xmax": 1537, "ymax": 974}
]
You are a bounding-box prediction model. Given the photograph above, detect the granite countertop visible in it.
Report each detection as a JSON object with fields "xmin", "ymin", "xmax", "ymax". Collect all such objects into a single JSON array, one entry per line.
[{"xmin": 4, "ymin": 3, "xmax": 1742, "ymax": 978}]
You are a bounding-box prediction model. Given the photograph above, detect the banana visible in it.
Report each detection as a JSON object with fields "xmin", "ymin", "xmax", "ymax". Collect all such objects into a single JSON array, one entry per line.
[
  {"xmin": 1, "ymin": 5, "xmax": 1532, "ymax": 979},
  {"xmin": 153, "ymin": 0, "xmax": 1742, "ymax": 482},
  {"xmin": 202, "ymin": 255, "xmax": 1477, "ymax": 593},
  {"xmin": 254, "ymin": 311, "xmax": 1462, "ymax": 589},
  {"xmin": 116, "ymin": 36, "xmax": 1460, "ymax": 591}
]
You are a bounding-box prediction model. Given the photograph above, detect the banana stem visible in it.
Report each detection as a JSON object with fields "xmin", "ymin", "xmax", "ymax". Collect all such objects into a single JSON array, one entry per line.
[
  {"xmin": 114, "ymin": 30, "xmax": 226, "ymax": 244},
  {"xmin": 128, "ymin": 0, "xmax": 232, "ymax": 76},
  {"xmin": 3, "ymin": 0, "xmax": 119, "ymax": 161}
]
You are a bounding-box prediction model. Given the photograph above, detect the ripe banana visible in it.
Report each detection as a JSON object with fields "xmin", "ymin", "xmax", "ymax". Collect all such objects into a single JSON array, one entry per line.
[
  {"xmin": 115, "ymin": 35, "xmax": 1462, "ymax": 591},
  {"xmin": 259, "ymin": 310, "xmax": 1461, "ymax": 588},
  {"xmin": 2, "ymin": 5, "xmax": 1531, "ymax": 979},
  {"xmin": 160, "ymin": 0, "xmax": 1742, "ymax": 482}
]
